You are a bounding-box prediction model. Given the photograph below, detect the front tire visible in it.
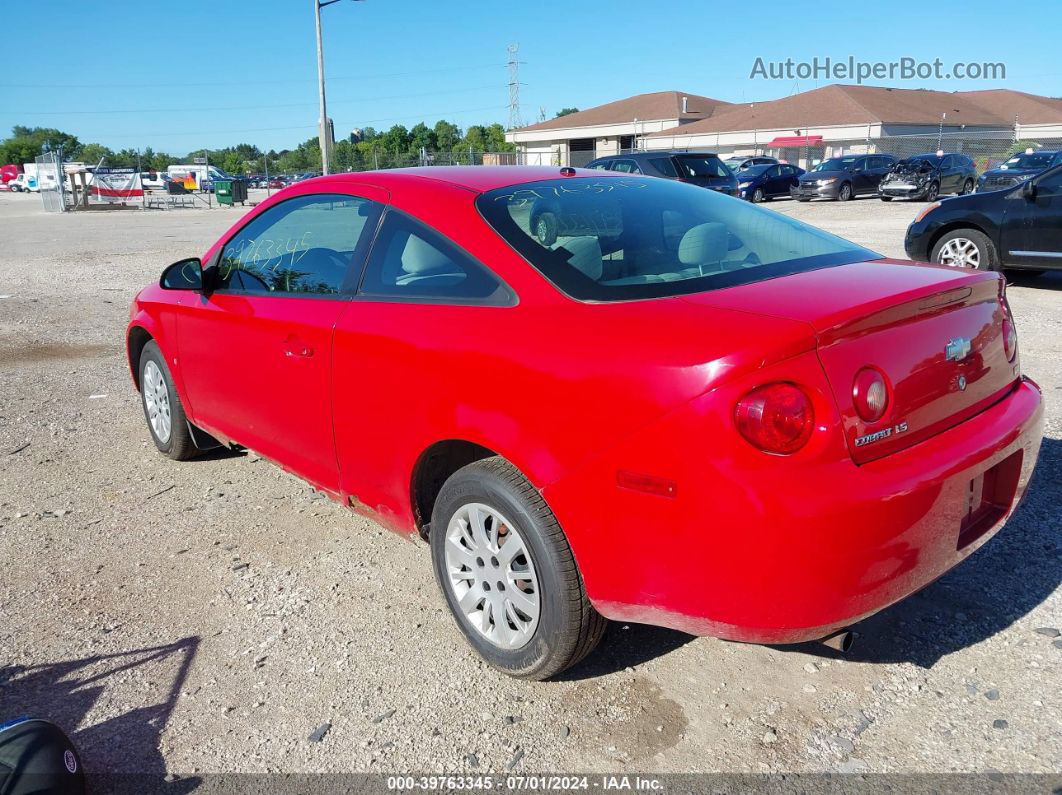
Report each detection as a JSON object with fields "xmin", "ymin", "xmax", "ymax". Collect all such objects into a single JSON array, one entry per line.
[
  {"xmin": 751, "ymin": 188, "xmax": 764, "ymax": 203},
  {"xmin": 931, "ymin": 228, "xmax": 998, "ymax": 271},
  {"xmin": 925, "ymin": 181, "xmax": 940, "ymax": 202},
  {"xmin": 139, "ymin": 341, "xmax": 197, "ymax": 460},
  {"xmin": 837, "ymin": 182, "xmax": 852, "ymax": 202},
  {"xmin": 430, "ymin": 457, "xmax": 605, "ymax": 680},
  {"xmin": 880, "ymin": 196, "xmax": 893, "ymax": 202}
]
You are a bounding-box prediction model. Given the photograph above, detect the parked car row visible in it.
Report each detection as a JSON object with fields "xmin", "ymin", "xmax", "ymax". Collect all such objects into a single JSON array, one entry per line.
[{"xmin": 585, "ymin": 150, "xmax": 999, "ymax": 205}]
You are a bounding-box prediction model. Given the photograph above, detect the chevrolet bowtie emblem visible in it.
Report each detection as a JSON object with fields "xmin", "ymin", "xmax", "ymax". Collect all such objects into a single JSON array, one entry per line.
[{"xmin": 945, "ymin": 337, "xmax": 972, "ymax": 362}]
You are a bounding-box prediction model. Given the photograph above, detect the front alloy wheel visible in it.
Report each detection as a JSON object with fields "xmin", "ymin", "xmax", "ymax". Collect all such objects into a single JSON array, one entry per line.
[
  {"xmin": 931, "ymin": 228, "xmax": 997, "ymax": 271},
  {"xmin": 837, "ymin": 182, "xmax": 852, "ymax": 202}
]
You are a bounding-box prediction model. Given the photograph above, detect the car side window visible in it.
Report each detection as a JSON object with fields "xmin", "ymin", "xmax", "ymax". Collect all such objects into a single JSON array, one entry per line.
[
  {"xmin": 648, "ymin": 158, "xmax": 679, "ymax": 177},
  {"xmin": 215, "ymin": 194, "xmax": 380, "ymax": 296},
  {"xmin": 359, "ymin": 211, "xmax": 514, "ymax": 304},
  {"xmin": 765, "ymin": 166, "xmax": 780, "ymax": 178},
  {"xmin": 610, "ymin": 159, "xmax": 642, "ymax": 174},
  {"xmin": 587, "ymin": 160, "xmax": 611, "ymax": 171},
  {"xmin": 941, "ymin": 155, "xmax": 954, "ymax": 169},
  {"xmin": 1035, "ymin": 169, "xmax": 1062, "ymax": 197}
]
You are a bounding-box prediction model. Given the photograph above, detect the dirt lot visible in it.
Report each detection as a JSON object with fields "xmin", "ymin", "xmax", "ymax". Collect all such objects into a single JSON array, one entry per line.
[{"xmin": 0, "ymin": 188, "xmax": 1059, "ymax": 780}]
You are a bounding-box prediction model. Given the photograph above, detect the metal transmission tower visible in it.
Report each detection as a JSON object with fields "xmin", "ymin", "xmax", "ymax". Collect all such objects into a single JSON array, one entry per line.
[{"xmin": 507, "ymin": 43, "xmax": 523, "ymax": 131}]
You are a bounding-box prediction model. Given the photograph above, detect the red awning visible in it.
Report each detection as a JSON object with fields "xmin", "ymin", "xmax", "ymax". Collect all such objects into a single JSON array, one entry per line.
[{"xmin": 765, "ymin": 135, "xmax": 823, "ymax": 148}]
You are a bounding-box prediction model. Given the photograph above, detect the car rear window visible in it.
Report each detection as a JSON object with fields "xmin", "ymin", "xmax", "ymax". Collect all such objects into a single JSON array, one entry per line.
[{"xmin": 476, "ymin": 177, "xmax": 876, "ymax": 302}]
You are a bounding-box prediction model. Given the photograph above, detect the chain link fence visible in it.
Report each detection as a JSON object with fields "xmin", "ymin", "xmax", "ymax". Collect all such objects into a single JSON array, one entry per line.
[{"xmin": 35, "ymin": 150, "xmax": 66, "ymax": 213}]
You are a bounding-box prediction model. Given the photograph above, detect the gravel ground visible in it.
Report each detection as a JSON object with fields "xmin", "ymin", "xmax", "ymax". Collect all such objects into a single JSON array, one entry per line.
[{"xmin": 0, "ymin": 188, "xmax": 1059, "ymax": 780}]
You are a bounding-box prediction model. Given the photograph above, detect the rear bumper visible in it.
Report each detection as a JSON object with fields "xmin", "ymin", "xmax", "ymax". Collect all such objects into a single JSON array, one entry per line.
[{"xmin": 546, "ymin": 376, "xmax": 1044, "ymax": 644}]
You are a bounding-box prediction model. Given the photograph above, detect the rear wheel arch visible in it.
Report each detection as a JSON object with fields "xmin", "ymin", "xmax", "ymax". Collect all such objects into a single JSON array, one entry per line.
[{"xmin": 411, "ymin": 439, "xmax": 499, "ymax": 539}]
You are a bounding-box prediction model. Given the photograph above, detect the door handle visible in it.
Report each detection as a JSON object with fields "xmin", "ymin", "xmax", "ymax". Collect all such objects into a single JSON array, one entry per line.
[{"xmin": 282, "ymin": 335, "xmax": 314, "ymax": 358}]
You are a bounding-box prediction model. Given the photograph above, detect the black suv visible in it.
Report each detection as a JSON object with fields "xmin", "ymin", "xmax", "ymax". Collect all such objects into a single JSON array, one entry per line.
[
  {"xmin": 905, "ymin": 163, "xmax": 1062, "ymax": 274},
  {"xmin": 792, "ymin": 154, "xmax": 897, "ymax": 201},
  {"xmin": 585, "ymin": 151, "xmax": 739, "ymax": 196},
  {"xmin": 977, "ymin": 150, "xmax": 1062, "ymax": 192},
  {"xmin": 723, "ymin": 155, "xmax": 779, "ymax": 173},
  {"xmin": 879, "ymin": 153, "xmax": 977, "ymax": 201}
]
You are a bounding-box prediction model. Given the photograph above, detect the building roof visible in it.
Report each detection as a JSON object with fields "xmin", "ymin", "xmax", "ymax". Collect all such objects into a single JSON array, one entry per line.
[
  {"xmin": 955, "ymin": 89, "xmax": 1062, "ymax": 125},
  {"xmin": 515, "ymin": 91, "xmax": 735, "ymax": 132},
  {"xmin": 649, "ymin": 84, "xmax": 1017, "ymax": 137}
]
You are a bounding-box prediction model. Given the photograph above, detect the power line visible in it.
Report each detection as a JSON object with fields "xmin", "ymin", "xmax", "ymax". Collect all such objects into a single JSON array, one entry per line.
[
  {"xmin": 0, "ymin": 63, "xmax": 506, "ymax": 90},
  {"xmin": 9, "ymin": 84, "xmax": 504, "ymax": 116},
  {"xmin": 69, "ymin": 105, "xmax": 510, "ymax": 141}
]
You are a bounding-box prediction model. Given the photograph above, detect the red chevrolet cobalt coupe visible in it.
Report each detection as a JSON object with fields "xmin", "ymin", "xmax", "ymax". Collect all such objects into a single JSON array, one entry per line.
[{"xmin": 128, "ymin": 167, "xmax": 1043, "ymax": 679}]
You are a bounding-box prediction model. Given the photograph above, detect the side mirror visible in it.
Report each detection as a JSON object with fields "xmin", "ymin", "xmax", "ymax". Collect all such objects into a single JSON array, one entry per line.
[
  {"xmin": 1022, "ymin": 180, "xmax": 1037, "ymax": 200},
  {"xmin": 160, "ymin": 257, "xmax": 204, "ymax": 290}
]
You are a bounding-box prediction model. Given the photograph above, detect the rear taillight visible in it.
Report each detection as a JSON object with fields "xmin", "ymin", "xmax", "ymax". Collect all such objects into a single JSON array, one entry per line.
[
  {"xmin": 734, "ymin": 383, "xmax": 814, "ymax": 455},
  {"xmin": 852, "ymin": 367, "xmax": 889, "ymax": 422},
  {"xmin": 1001, "ymin": 296, "xmax": 1018, "ymax": 362}
]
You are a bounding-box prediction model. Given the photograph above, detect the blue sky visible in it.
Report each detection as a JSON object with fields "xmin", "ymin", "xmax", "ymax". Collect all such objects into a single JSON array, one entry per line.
[{"xmin": 0, "ymin": 0, "xmax": 1058, "ymax": 154}]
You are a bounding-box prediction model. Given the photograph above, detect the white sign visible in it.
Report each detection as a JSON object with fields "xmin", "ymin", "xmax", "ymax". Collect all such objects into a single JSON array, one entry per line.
[{"xmin": 92, "ymin": 168, "xmax": 143, "ymax": 204}]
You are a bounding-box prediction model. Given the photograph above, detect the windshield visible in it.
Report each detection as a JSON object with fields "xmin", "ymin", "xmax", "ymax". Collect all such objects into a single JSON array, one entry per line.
[
  {"xmin": 811, "ymin": 157, "xmax": 858, "ymax": 172},
  {"xmin": 737, "ymin": 165, "xmax": 771, "ymax": 178},
  {"xmin": 476, "ymin": 177, "xmax": 875, "ymax": 302},
  {"xmin": 1002, "ymin": 153, "xmax": 1053, "ymax": 169},
  {"xmin": 897, "ymin": 156, "xmax": 940, "ymax": 169},
  {"xmin": 675, "ymin": 155, "xmax": 730, "ymax": 178}
]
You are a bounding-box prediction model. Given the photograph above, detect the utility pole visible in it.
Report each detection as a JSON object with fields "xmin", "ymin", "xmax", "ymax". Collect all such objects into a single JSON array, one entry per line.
[
  {"xmin": 507, "ymin": 43, "xmax": 523, "ymax": 131},
  {"xmin": 314, "ymin": 0, "xmax": 333, "ymax": 175}
]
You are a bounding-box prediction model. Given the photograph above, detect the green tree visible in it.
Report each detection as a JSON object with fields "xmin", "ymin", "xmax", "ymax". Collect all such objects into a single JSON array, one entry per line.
[
  {"xmin": 380, "ymin": 124, "xmax": 411, "ymax": 156},
  {"xmin": 433, "ymin": 120, "xmax": 461, "ymax": 151},
  {"xmin": 76, "ymin": 143, "xmax": 114, "ymax": 166},
  {"xmin": 0, "ymin": 126, "xmax": 80, "ymax": 164},
  {"xmin": 409, "ymin": 122, "xmax": 437, "ymax": 153},
  {"xmin": 554, "ymin": 107, "xmax": 579, "ymax": 118}
]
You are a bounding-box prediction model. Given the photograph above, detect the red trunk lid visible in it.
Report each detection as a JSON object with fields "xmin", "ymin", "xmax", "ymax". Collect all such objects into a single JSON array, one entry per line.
[{"xmin": 683, "ymin": 260, "xmax": 1020, "ymax": 463}]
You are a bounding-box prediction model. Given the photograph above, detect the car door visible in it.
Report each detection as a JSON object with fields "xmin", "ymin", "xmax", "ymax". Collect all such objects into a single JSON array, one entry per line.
[
  {"xmin": 849, "ymin": 157, "xmax": 873, "ymax": 194},
  {"xmin": 939, "ymin": 155, "xmax": 958, "ymax": 193},
  {"xmin": 1010, "ymin": 167, "xmax": 1062, "ymax": 268},
  {"xmin": 762, "ymin": 165, "xmax": 782, "ymax": 196},
  {"xmin": 331, "ymin": 209, "xmax": 517, "ymax": 519},
  {"xmin": 176, "ymin": 190, "xmax": 385, "ymax": 493}
]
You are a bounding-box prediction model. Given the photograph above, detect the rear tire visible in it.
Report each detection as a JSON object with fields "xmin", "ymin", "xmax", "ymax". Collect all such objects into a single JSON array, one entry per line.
[
  {"xmin": 139, "ymin": 341, "xmax": 197, "ymax": 460},
  {"xmin": 960, "ymin": 178, "xmax": 974, "ymax": 195},
  {"xmin": 837, "ymin": 182, "xmax": 852, "ymax": 202},
  {"xmin": 930, "ymin": 228, "xmax": 998, "ymax": 271},
  {"xmin": 430, "ymin": 457, "xmax": 606, "ymax": 680}
]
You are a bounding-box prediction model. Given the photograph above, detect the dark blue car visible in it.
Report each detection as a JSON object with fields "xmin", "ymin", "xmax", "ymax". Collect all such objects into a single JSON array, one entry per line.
[
  {"xmin": 977, "ymin": 150, "xmax": 1062, "ymax": 192},
  {"xmin": 735, "ymin": 162, "xmax": 805, "ymax": 202}
]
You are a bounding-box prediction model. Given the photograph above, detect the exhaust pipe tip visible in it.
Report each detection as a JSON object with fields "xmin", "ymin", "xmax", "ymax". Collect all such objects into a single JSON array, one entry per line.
[{"xmin": 819, "ymin": 630, "xmax": 854, "ymax": 653}]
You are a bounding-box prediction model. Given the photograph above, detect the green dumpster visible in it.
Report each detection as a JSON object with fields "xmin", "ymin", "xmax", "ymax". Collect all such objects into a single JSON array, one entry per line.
[{"xmin": 214, "ymin": 179, "xmax": 248, "ymax": 206}]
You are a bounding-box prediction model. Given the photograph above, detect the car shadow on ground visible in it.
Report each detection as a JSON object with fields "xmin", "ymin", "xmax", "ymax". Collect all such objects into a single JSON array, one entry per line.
[
  {"xmin": 1007, "ymin": 270, "xmax": 1062, "ymax": 291},
  {"xmin": 558, "ymin": 622, "xmax": 696, "ymax": 681},
  {"xmin": 794, "ymin": 435, "xmax": 1062, "ymax": 668},
  {"xmin": 0, "ymin": 637, "xmax": 202, "ymax": 792}
]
